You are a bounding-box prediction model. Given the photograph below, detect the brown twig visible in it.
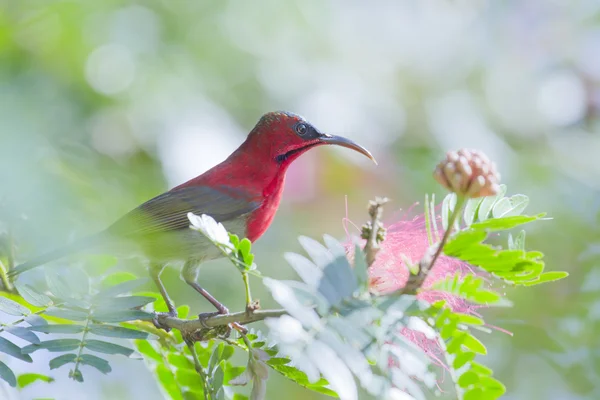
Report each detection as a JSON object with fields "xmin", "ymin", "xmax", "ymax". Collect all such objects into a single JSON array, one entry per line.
[
  {"xmin": 401, "ymin": 195, "xmax": 466, "ymax": 295},
  {"xmin": 362, "ymin": 197, "xmax": 389, "ymax": 267},
  {"xmin": 154, "ymin": 309, "xmax": 287, "ymax": 341}
]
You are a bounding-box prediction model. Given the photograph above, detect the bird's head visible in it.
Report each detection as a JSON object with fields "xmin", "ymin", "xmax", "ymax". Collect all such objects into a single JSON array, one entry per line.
[{"xmin": 244, "ymin": 111, "xmax": 376, "ymax": 167}]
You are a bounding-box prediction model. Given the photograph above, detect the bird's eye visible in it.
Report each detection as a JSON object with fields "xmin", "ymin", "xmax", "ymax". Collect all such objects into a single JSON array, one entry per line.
[{"xmin": 295, "ymin": 123, "xmax": 308, "ymax": 135}]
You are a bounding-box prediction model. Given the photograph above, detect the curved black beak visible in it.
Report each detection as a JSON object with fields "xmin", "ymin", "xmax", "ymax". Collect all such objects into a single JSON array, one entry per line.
[{"xmin": 319, "ymin": 134, "xmax": 377, "ymax": 164}]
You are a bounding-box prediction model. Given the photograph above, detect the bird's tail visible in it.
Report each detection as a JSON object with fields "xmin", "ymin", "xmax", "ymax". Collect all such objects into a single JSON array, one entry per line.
[{"xmin": 8, "ymin": 235, "xmax": 101, "ymax": 278}]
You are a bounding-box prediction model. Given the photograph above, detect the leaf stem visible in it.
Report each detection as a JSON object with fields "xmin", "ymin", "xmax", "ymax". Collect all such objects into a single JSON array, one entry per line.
[
  {"xmin": 242, "ymin": 272, "xmax": 252, "ymax": 310},
  {"xmin": 72, "ymin": 305, "xmax": 93, "ymax": 380},
  {"xmin": 429, "ymin": 195, "xmax": 466, "ymax": 271},
  {"xmin": 185, "ymin": 340, "xmax": 211, "ymax": 400},
  {"xmin": 401, "ymin": 195, "xmax": 466, "ymax": 295},
  {"xmin": 424, "ymin": 194, "xmax": 434, "ymax": 246},
  {"xmin": 435, "ymin": 327, "xmax": 463, "ymax": 399},
  {"xmin": 0, "ymin": 261, "xmax": 12, "ymax": 292},
  {"xmin": 0, "ymin": 307, "xmax": 51, "ymax": 335},
  {"xmin": 430, "ymin": 193, "xmax": 441, "ymax": 242}
]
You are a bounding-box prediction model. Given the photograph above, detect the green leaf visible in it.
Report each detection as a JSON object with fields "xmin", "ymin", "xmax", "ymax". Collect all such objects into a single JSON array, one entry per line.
[
  {"xmin": 238, "ymin": 238, "xmax": 253, "ymax": 266},
  {"xmin": 0, "ymin": 296, "xmax": 31, "ymax": 316},
  {"xmin": 318, "ymin": 255, "xmax": 357, "ymax": 306},
  {"xmin": 45, "ymin": 307, "xmax": 89, "ymax": 321},
  {"xmin": 320, "ymin": 236, "xmax": 343, "ymax": 259},
  {"xmin": 176, "ymin": 368, "xmax": 204, "ymax": 389},
  {"xmin": 45, "ymin": 270, "xmax": 78, "ymax": 303},
  {"xmin": 14, "ymin": 282, "xmax": 53, "ymax": 307},
  {"xmin": 508, "ymin": 230, "xmax": 526, "ymax": 251},
  {"xmin": 492, "ymin": 194, "xmax": 529, "ymax": 218},
  {"xmin": 100, "ymin": 272, "xmax": 139, "ymax": 289},
  {"xmin": 5, "ymin": 326, "xmax": 40, "ymax": 344},
  {"xmin": 87, "ymin": 255, "xmax": 119, "ymax": 275},
  {"xmin": 79, "ymin": 354, "xmax": 112, "ymax": 374},
  {"xmin": 298, "ymin": 236, "xmax": 333, "ymax": 268},
  {"xmin": 430, "ymin": 274, "xmax": 501, "ymax": 305},
  {"xmin": 0, "ymin": 360, "xmax": 16, "ymax": 387},
  {"xmin": 49, "ymin": 354, "xmax": 77, "ymax": 370},
  {"xmin": 464, "ymin": 388, "xmax": 484, "ymax": 400},
  {"xmin": 177, "ymin": 305, "xmax": 190, "ymax": 319},
  {"xmin": 458, "ymin": 370, "xmax": 480, "ymax": 388},
  {"xmin": 229, "ymin": 233, "xmax": 240, "ymax": 248},
  {"xmin": 463, "ymin": 197, "xmax": 484, "ymax": 226},
  {"xmin": 270, "ymin": 364, "xmax": 337, "ymax": 397},
  {"xmin": 221, "ymin": 344, "xmax": 234, "ymax": 361},
  {"xmin": 88, "ymin": 324, "xmax": 148, "ymax": 339},
  {"xmin": 284, "ymin": 252, "xmax": 321, "ymax": 288},
  {"xmin": 225, "ymin": 366, "xmax": 246, "ymax": 384},
  {"xmin": 62, "ymin": 266, "xmax": 90, "ymax": 297},
  {"xmin": 184, "ymin": 391, "xmax": 206, "ymax": 400},
  {"xmin": 213, "ymin": 363, "xmax": 225, "ymax": 394},
  {"xmin": 470, "ymin": 290, "xmax": 501, "ymax": 304},
  {"xmin": 470, "ymin": 214, "xmax": 544, "ymax": 232},
  {"xmin": 263, "ymin": 279, "xmax": 320, "ymax": 328},
  {"xmin": 266, "ymin": 358, "xmax": 291, "ymax": 366},
  {"xmin": 25, "ymin": 315, "xmax": 47, "ymax": 326},
  {"xmin": 84, "ymin": 340, "xmax": 134, "ymax": 357},
  {"xmin": 444, "ymin": 230, "xmax": 487, "ymax": 256},
  {"xmin": 477, "ymin": 184, "xmax": 506, "ymax": 221},
  {"xmin": 209, "ymin": 342, "xmax": 224, "ymax": 372},
  {"xmin": 455, "ymin": 313, "xmax": 484, "ymax": 326},
  {"xmin": 22, "ymin": 339, "xmax": 81, "ymax": 354},
  {"xmin": 156, "ymin": 364, "xmax": 183, "ymax": 400},
  {"xmin": 479, "ymin": 375, "xmax": 505, "ymax": 389},
  {"xmin": 453, "ymin": 351, "xmax": 475, "ymax": 369},
  {"xmin": 280, "ymin": 280, "xmax": 330, "ymax": 315},
  {"xmin": 195, "ymin": 341, "xmax": 215, "ymax": 368},
  {"xmin": 92, "ymin": 310, "xmax": 153, "ymax": 323},
  {"xmin": 17, "ymin": 373, "xmax": 54, "ymax": 388},
  {"xmin": 29, "ymin": 324, "xmax": 85, "ymax": 334},
  {"xmin": 442, "ymin": 193, "xmax": 457, "ymax": 230},
  {"xmin": 328, "ymin": 317, "xmax": 372, "ymax": 348},
  {"xmin": 136, "ymin": 340, "xmax": 162, "ymax": 363},
  {"xmin": 167, "ymin": 353, "xmax": 194, "ymax": 369},
  {"xmin": 95, "ymin": 295, "xmax": 157, "ymax": 310},
  {"xmin": 95, "ymin": 278, "xmax": 149, "ymax": 299},
  {"xmin": 470, "ymin": 361, "xmax": 493, "ymax": 376},
  {"xmin": 70, "ymin": 368, "xmax": 84, "ymax": 382},
  {"xmin": 462, "ymin": 334, "xmax": 487, "ymax": 355},
  {"xmin": 0, "ymin": 336, "xmax": 32, "ymax": 362},
  {"xmin": 353, "ymin": 244, "xmax": 369, "ymax": 289},
  {"xmin": 522, "ymin": 271, "xmax": 569, "ymax": 286}
]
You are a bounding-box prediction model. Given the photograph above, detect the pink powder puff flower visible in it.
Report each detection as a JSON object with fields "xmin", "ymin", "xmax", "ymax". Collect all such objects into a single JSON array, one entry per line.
[{"xmin": 344, "ymin": 205, "xmax": 495, "ymax": 372}]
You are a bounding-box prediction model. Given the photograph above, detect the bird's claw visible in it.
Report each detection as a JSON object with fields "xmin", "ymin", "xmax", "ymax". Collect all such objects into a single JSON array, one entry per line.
[
  {"xmin": 197, "ymin": 309, "xmax": 246, "ymax": 334},
  {"xmin": 198, "ymin": 311, "xmax": 221, "ymax": 328},
  {"xmin": 153, "ymin": 310, "xmax": 178, "ymax": 332}
]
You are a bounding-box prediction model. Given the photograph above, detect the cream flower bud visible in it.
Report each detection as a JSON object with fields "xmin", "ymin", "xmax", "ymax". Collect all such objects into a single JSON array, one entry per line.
[{"xmin": 434, "ymin": 148, "xmax": 501, "ymax": 198}]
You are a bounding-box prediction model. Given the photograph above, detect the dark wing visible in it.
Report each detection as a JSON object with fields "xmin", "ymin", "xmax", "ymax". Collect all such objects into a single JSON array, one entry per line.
[{"xmin": 106, "ymin": 185, "xmax": 261, "ymax": 239}]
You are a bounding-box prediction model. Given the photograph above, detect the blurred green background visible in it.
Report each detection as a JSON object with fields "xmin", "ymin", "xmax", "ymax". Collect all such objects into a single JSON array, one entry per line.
[{"xmin": 0, "ymin": 0, "xmax": 598, "ymax": 399}]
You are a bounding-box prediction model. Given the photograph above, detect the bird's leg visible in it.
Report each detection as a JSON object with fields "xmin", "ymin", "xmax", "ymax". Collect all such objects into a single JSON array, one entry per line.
[
  {"xmin": 181, "ymin": 259, "xmax": 229, "ymax": 315},
  {"xmin": 181, "ymin": 260, "xmax": 247, "ymax": 333},
  {"xmin": 149, "ymin": 263, "xmax": 177, "ymax": 331}
]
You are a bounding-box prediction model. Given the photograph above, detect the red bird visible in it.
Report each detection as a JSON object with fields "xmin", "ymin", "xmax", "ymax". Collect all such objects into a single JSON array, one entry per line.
[{"xmin": 10, "ymin": 111, "xmax": 375, "ymax": 319}]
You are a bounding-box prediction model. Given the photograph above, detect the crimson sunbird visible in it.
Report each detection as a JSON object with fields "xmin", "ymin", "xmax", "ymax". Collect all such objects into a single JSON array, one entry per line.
[{"xmin": 9, "ymin": 111, "xmax": 376, "ymax": 321}]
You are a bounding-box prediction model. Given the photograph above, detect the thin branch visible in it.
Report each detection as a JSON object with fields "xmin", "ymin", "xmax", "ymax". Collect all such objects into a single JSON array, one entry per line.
[
  {"xmin": 401, "ymin": 195, "xmax": 466, "ymax": 295},
  {"xmin": 362, "ymin": 197, "xmax": 389, "ymax": 267},
  {"xmin": 154, "ymin": 309, "xmax": 287, "ymax": 340}
]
